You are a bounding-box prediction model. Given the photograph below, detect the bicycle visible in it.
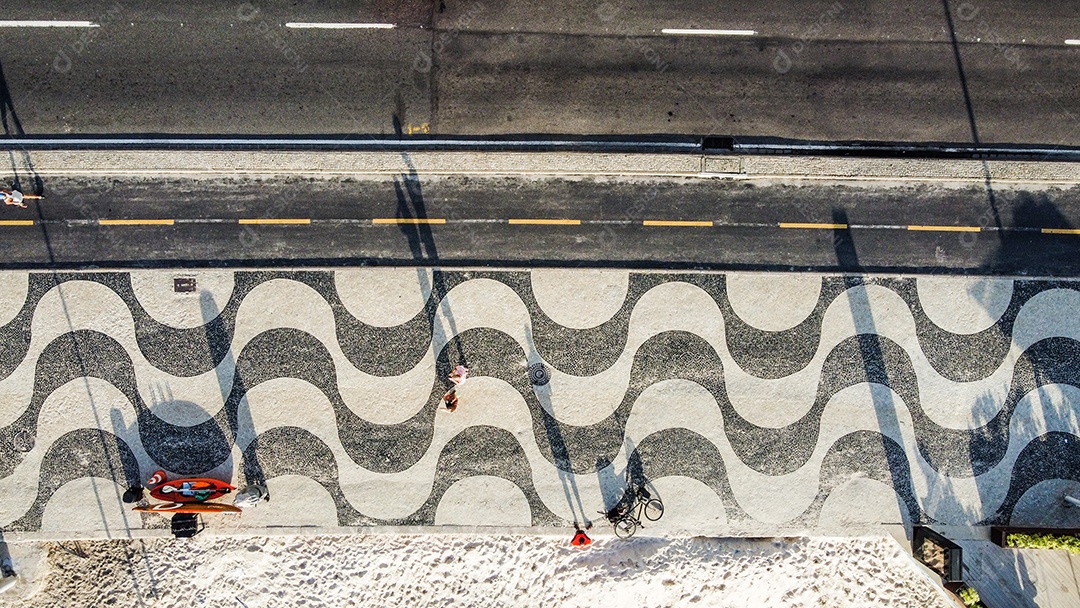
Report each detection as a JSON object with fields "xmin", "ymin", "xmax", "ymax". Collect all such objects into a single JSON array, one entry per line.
[{"xmin": 601, "ymin": 484, "xmax": 664, "ymax": 539}]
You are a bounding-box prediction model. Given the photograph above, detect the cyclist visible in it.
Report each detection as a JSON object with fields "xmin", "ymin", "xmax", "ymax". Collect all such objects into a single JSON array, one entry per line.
[
  {"xmin": 2, "ymin": 189, "xmax": 25, "ymax": 208},
  {"xmin": 603, "ymin": 502, "xmax": 628, "ymax": 523}
]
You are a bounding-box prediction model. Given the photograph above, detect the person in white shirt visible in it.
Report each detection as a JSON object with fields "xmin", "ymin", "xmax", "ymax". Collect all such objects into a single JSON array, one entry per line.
[
  {"xmin": 448, "ymin": 365, "xmax": 469, "ymax": 385},
  {"xmin": 1, "ymin": 189, "xmax": 25, "ymax": 208}
]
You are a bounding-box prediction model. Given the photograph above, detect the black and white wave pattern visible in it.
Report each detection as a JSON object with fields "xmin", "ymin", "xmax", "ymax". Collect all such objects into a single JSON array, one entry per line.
[{"xmin": 0, "ymin": 269, "xmax": 1077, "ymax": 534}]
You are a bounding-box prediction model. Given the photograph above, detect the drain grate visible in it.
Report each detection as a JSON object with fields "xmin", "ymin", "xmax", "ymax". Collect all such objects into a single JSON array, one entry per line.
[
  {"xmin": 173, "ymin": 277, "xmax": 196, "ymax": 293},
  {"xmin": 528, "ymin": 362, "xmax": 550, "ymax": 386}
]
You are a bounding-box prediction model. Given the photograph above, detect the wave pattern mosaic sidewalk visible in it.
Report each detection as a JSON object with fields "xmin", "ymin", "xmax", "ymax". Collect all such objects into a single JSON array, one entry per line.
[{"xmin": 0, "ymin": 269, "xmax": 1078, "ymax": 537}]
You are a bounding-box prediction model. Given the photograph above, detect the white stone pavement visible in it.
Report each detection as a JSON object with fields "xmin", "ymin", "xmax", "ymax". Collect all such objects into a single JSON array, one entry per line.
[{"xmin": 0, "ymin": 268, "xmax": 1079, "ymax": 540}]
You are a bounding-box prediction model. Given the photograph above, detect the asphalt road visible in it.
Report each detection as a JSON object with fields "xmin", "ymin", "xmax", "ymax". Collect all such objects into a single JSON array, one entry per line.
[
  {"xmin": 3, "ymin": 173, "xmax": 1080, "ymax": 274},
  {"xmin": 1, "ymin": 0, "xmax": 1078, "ymax": 143}
]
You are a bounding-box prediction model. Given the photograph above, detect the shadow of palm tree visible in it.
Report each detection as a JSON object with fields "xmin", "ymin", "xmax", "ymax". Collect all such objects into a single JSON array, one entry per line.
[
  {"xmin": 526, "ymin": 325, "xmax": 587, "ymax": 525},
  {"xmin": 832, "ymin": 209, "xmax": 918, "ymax": 530},
  {"xmin": 935, "ymin": 197, "xmax": 1079, "ymax": 605},
  {"xmin": 391, "ymin": 133, "xmax": 467, "ymax": 370},
  {"xmin": 0, "ymin": 58, "xmax": 42, "ymax": 194}
]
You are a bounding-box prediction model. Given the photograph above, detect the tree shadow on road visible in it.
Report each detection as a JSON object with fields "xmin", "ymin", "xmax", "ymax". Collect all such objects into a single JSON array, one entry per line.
[
  {"xmin": 832, "ymin": 208, "xmax": 924, "ymax": 532},
  {"xmin": 392, "ymin": 115, "xmax": 466, "ymax": 367}
]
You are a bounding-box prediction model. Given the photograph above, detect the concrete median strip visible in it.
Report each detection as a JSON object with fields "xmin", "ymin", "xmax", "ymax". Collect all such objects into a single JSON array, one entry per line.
[{"xmin": 9, "ymin": 150, "xmax": 1080, "ymax": 184}]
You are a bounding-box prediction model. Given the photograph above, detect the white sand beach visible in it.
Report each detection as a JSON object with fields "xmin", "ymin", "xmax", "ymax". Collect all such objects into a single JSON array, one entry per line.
[{"xmin": 2, "ymin": 533, "xmax": 952, "ymax": 607}]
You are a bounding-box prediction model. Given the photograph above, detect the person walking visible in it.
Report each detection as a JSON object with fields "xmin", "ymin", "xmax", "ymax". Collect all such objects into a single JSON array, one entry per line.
[
  {"xmin": 442, "ymin": 389, "xmax": 459, "ymax": 412},
  {"xmin": 440, "ymin": 364, "xmax": 468, "ymax": 413},
  {"xmin": 448, "ymin": 364, "xmax": 469, "ymax": 386},
  {"xmin": 2, "ymin": 189, "xmax": 25, "ymax": 208}
]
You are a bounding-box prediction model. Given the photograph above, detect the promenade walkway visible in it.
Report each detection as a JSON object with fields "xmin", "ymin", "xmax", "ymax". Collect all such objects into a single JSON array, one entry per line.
[{"xmin": 1, "ymin": 268, "xmax": 1079, "ymax": 541}]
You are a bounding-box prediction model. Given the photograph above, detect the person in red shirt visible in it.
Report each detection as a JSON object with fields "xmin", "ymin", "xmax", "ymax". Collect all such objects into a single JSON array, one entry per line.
[
  {"xmin": 442, "ymin": 389, "xmax": 459, "ymax": 412},
  {"xmin": 571, "ymin": 523, "xmax": 592, "ymax": 548}
]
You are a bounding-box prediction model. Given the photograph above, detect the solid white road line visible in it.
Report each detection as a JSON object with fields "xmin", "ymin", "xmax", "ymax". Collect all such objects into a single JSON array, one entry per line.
[
  {"xmin": 1066, "ymin": 39, "xmax": 1080, "ymax": 45},
  {"xmin": 661, "ymin": 28, "xmax": 756, "ymax": 36},
  {"xmin": 285, "ymin": 22, "xmax": 396, "ymax": 29},
  {"xmin": 0, "ymin": 20, "xmax": 98, "ymax": 27}
]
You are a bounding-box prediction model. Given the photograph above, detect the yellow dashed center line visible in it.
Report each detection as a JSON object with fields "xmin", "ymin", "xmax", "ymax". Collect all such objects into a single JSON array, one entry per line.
[
  {"xmin": 907, "ymin": 225, "xmax": 980, "ymax": 232},
  {"xmin": 0, "ymin": 220, "xmax": 34, "ymax": 226},
  {"xmin": 779, "ymin": 222, "xmax": 848, "ymax": 229},
  {"xmin": 238, "ymin": 218, "xmax": 311, "ymax": 225},
  {"xmin": 372, "ymin": 218, "xmax": 446, "ymax": 225},
  {"xmin": 38, "ymin": 216, "xmax": 1080, "ymax": 238},
  {"xmin": 98, "ymin": 219, "xmax": 175, "ymax": 226},
  {"xmin": 643, "ymin": 220, "xmax": 713, "ymax": 227},
  {"xmin": 508, "ymin": 219, "xmax": 581, "ymax": 225}
]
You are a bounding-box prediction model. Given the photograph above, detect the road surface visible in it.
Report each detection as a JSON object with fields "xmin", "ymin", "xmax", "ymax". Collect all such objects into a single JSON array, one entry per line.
[
  {"xmin": 0, "ymin": 0, "xmax": 1078, "ymax": 142},
  {"xmin": 1, "ymin": 172, "xmax": 1079, "ymax": 274}
]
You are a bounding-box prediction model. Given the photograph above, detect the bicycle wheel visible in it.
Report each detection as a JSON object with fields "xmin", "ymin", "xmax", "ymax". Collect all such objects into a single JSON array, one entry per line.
[
  {"xmin": 613, "ymin": 516, "xmax": 638, "ymax": 539},
  {"xmin": 643, "ymin": 498, "xmax": 664, "ymax": 521}
]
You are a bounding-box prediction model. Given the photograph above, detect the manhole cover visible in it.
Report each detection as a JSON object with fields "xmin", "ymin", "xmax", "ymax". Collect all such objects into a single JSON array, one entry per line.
[
  {"xmin": 528, "ymin": 363, "xmax": 550, "ymax": 386},
  {"xmin": 11, "ymin": 429, "xmax": 34, "ymax": 452}
]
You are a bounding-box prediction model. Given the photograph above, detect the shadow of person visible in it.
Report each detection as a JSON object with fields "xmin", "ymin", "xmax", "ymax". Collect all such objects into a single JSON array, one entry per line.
[
  {"xmin": 0, "ymin": 59, "xmax": 27, "ymax": 137},
  {"xmin": 197, "ymin": 290, "xmax": 263, "ymax": 492},
  {"xmin": 0, "ymin": 531, "xmax": 13, "ymax": 578},
  {"xmin": 107, "ymin": 408, "xmax": 162, "ymax": 602},
  {"xmin": 595, "ymin": 456, "xmax": 620, "ymax": 515},
  {"xmin": 1, "ymin": 58, "xmax": 52, "ymax": 267},
  {"xmin": 600, "ymin": 436, "xmax": 660, "ymax": 522},
  {"xmin": 393, "ymin": 166, "xmax": 437, "ymax": 263},
  {"xmin": 624, "ymin": 436, "xmax": 647, "ymax": 490},
  {"xmin": 962, "ymin": 193, "xmax": 1080, "ymax": 526},
  {"xmin": 109, "ymin": 408, "xmax": 146, "ymax": 504}
]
